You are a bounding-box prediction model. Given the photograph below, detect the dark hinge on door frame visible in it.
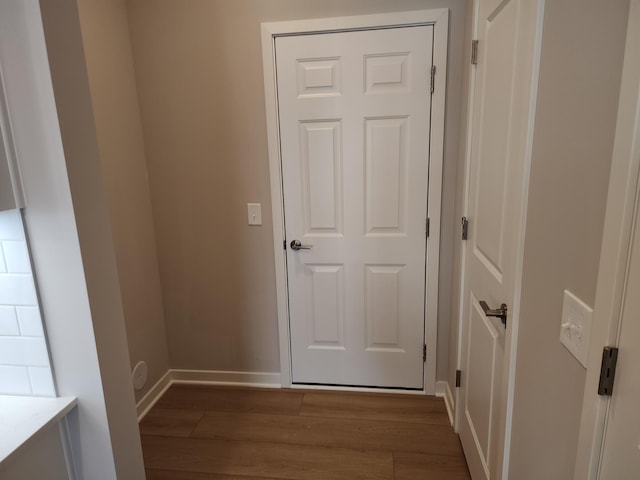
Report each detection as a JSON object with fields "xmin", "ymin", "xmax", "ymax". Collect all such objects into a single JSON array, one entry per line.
[
  {"xmin": 598, "ymin": 347, "xmax": 619, "ymax": 396},
  {"xmin": 455, "ymin": 370, "xmax": 461, "ymax": 387},
  {"xmin": 461, "ymin": 217, "xmax": 469, "ymax": 240},
  {"xmin": 283, "ymin": 239, "xmax": 286, "ymax": 250},
  {"xmin": 425, "ymin": 218, "xmax": 430, "ymax": 238},
  {"xmin": 430, "ymin": 65, "xmax": 437, "ymax": 94},
  {"xmin": 471, "ymin": 40, "xmax": 479, "ymax": 65},
  {"xmin": 423, "ymin": 344, "xmax": 427, "ymax": 362}
]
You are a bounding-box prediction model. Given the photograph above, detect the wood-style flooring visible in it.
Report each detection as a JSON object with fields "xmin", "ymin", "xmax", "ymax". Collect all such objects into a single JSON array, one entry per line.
[{"xmin": 140, "ymin": 385, "xmax": 471, "ymax": 480}]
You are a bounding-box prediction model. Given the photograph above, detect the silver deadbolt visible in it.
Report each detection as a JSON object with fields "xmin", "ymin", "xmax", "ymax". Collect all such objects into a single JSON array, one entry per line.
[
  {"xmin": 290, "ymin": 240, "xmax": 313, "ymax": 251},
  {"xmin": 479, "ymin": 300, "xmax": 508, "ymax": 328}
]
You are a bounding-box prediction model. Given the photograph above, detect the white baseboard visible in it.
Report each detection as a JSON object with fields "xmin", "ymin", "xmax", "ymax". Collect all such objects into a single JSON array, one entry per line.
[
  {"xmin": 135, "ymin": 369, "xmax": 282, "ymax": 422},
  {"xmin": 136, "ymin": 370, "xmax": 445, "ymax": 422},
  {"xmin": 136, "ymin": 370, "xmax": 172, "ymax": 422},
  {"xmin": 435, "ymin": 380, "xmax": 455, "ymax": 427},
  {"xmin": 445, "ymin": 382, "xmax": 455, "ymax": 427},
  {"xmin": 170, "ymin": 369, "xmax": 282, "ymax": 388}
]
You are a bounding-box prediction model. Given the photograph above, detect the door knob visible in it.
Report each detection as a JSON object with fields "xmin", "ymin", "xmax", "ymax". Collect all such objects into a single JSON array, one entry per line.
[
  {"xmin": 290, "ymin": 240, "xmax": 313, "ymax": 251},
  {"xmin": 479, "ymin": 300, "xmax": 508, "ymax": 327}
]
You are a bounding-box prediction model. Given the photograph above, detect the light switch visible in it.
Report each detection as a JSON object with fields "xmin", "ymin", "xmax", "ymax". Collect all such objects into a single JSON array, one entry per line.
[
  {"xmin": 247, "ymin": 203, "xmax": 262, "ymax": 226},
  {"xmin": 560, "ymin": 290, "xmax": 593, "ymax": 368}
]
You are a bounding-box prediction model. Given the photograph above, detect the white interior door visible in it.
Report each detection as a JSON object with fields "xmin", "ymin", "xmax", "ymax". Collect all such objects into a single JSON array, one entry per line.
[
  {"xmin": 276, "ymin": 26, "xmax": 433, "ymax": 389},
  {"xmin": 574, "ymin": 3, "xmax": 640, "ymax": 477},
  {"xmin": 598, "ymin": 191, "xmax": 640, "ymax": 478},
  {"xmin": 459, "ymin": 0, "xmax": 540, "ymax": 478}
]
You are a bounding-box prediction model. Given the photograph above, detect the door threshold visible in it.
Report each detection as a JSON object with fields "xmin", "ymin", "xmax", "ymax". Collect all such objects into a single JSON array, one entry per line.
[{"xmin": 289, "ymin": 382, "xmax": 427, "ymax": 395}]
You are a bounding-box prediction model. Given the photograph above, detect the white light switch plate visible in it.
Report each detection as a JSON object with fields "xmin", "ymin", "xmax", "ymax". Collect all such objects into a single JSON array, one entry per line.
[
  {"xmin": 247, "ymin": 203, "xmax": 262, "ymax": 226},
  {"xmin": 560, "ymin": 290, "xmax": 593, "ymax": 368}
]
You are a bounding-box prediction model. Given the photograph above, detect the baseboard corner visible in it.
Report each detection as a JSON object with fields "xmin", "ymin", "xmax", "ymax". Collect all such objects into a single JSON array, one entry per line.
[
  {"xmin": 136, "ymin": 369, "xmax": 173, "ymax": 422},
  {"xmin": 436, "ymin": 380, "xmax": 455, "ymax": 427}
]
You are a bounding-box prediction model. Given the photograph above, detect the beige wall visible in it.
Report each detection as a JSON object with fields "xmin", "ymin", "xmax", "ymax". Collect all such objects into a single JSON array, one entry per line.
[
  {"xmin": 76, "ymin": 0, "xmax": 169, "ymax": 402},
  {"xmin": 508, "ymin": 1, "xmax": 629, "ymax": 478},
  {"xmin": 125, "ymin": 0, "xmax": 468, "ymax": 377}
]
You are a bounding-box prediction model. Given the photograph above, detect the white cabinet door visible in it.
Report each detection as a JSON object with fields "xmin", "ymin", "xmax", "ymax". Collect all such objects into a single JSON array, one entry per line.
[
  {"xmin": 459, "ymin": 0, "xmax": 541, "ymax": 478},
  {"xmin": 276, "ymin": 26, "xmax": 432, "ymax": 388}
]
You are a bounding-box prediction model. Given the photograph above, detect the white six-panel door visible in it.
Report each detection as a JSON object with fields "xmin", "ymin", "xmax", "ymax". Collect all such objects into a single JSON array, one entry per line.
[{"xmin": 275, "ymin": 26, "xmax": 433, "ymax": 388}]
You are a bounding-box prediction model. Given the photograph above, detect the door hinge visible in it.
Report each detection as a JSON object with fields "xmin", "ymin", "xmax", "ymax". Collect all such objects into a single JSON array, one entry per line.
[
  {"xmin": 462, "ymin": 217, "xmax": 469, "ymax": 240},
  {"xmin": 423, "ymin": 344, "xmax": 427, "ymax": 362},
  {"xmin": 426, "ymin": 218, "xmax": 430, "ymax": 238},
  {"xmin": 471, "ymin": 40, "xmax": 479, "ymax": 65},
  {"xmin": 430, "ymin": 65, "xmax": 436, "ymax": 94},
  {"xmin": 455, "ymin": 369, "xmax": 462, "ymax": 388},
  {"xmin": 283, "ymin": 239, "xmax": 286, "ymax": 250},
  {"xmin": 598, "ymin": 346, "xmax": 619, "ymax": 396}
]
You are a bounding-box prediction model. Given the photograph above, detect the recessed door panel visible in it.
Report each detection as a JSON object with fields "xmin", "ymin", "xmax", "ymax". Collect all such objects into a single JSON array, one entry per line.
[
  {"xmin": 365, "ymin": 265, "xmax": 403, "ymax": 350},
  {"xmin": 300, "ymin": 121, "xmax": 343, "ymax": 234},
  {"xmin": 365, "ymin": 117, "xmax": 408, "ymax": 235},
  {"xmin": 472, "ymin": 0, "xmax": 518, "ymax": 281},
  {"xmin": 297, "ymin": 58, "xmax": 341, "ymax": 97},
  {"xmin": 364, "ymin": 53, "xmax": 411, "ymax": 94},
  {"xmin": 305, "ymin": 264, "xmax": 345, "ymax": 349},
  {"xmin": 466, "ymin": 297, "xmax": 499, "ymax": 470}
]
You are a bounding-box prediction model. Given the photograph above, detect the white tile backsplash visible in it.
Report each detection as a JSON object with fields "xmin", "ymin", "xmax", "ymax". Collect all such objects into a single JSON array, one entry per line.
[
  {"xmin": 0, "ymin": 210, "xmax": 54, "ymax": 396},
  {"xmin": 28, "ymin": 367, "xmax": 55, "ymax": 396},
  {"xmin": 0, "ymin": 274, "xmax": 37, "ymax": 305},
  {"xmin": 0, "ymin": 306, "xmax": 19, "ymax": 335},
  {"xmin": 0, "ymin": 365, "xmax": 32, "ymax": 395},
  {"xmin": 2, "ymin": 241, "xmax": 31, "ymax": 273},
  {"xmin": 16, "ymin": 306, "xmax": 44, "ymax": 337},
  {"xmin": 0, "ymin": 337, "xmax": 50, "ymax": 366},
  {"xmin": 0, "ymin": 211, "xmax": 24, "ymax": 240}
]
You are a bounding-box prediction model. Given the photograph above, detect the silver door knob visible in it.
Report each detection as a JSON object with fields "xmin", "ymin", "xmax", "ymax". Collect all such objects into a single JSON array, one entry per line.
[
  {"xmin": 290, "ymin": 240, "xmax": 313, "ymax": 250},
  {"xmin": 479, "ymin": 300, "xmax": 508, "ymax": 327}
]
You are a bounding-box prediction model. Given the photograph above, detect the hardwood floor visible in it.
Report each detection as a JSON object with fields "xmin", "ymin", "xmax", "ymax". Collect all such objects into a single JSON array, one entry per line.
[{"xmin": 140, "ymin": 385, "xmax": 470, "ymax": 480}]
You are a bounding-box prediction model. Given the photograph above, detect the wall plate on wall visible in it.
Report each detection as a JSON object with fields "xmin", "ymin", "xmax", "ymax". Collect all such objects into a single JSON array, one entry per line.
[
  {"xmin": 560, "ymin": 290, "xmax": 593, "ymax": 368},
  {"xmin": 132, "ymin": 361, "xmax": 148, "ymax": 391}
]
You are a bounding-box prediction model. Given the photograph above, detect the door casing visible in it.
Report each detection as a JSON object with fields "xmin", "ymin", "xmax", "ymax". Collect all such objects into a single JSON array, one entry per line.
[
  {"xmin": 574, "ymin": 2, "xmax": 640, "ymax": 477},
  {"xmin": 261, "ymin": 9, "xmax": 449, "ymax": 394}
]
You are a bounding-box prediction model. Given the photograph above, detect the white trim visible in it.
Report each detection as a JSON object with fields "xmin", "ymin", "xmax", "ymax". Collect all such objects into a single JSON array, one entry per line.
[
  {"xmin": 171, "ymin": 369, "xmax": 282, "ymax": 388},
  {"xmin": 574, "ymin": 2, "xmax": 640, "ymax": 478},
  {"xmin": 136, "ymin": 370, "xmax": 283, "ymax": 422},
  {"xmin": 135, "ymin": 370, "xmax": 172, "ymax": 422},
  {"xmin": 425, "ymin": 9, "xmax": 449, "ymax": 396},
  {"xmin": 500, "ymin": 1, "xmax": 546, "ymax": 478},
  {"xmin": 435, "ymin": 380, "xmax": 455, "ymax": 427},
  {"xmin": 261, "ymin": 8, "xmax": 449, "ymax": 395},
  {"xmin": 454, "ymin": 0, "xmax": 481, "ymax": 433},
  {"xmin": 59, "ymin": 418, "xmax": 77, "ymax": 480},
  {"xmin": 290, "ymin": 383, "xmax": 426, "ymax": 395}
]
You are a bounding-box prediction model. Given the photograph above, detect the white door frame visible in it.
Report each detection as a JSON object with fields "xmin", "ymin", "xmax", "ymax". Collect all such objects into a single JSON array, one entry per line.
[
  {"xmin": 574, "ymin": 2, "xmax": 640, "ymax": 477},
  {"xmin": 261, "ymin": 9, "xmax": 448, "ymax": 394},
  {"xmin": 452, "ymin": 1, "xmax": 546, "ymax": 478}
]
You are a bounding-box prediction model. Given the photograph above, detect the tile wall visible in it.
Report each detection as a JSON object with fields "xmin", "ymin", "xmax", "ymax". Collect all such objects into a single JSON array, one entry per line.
[{"xmin": 0, "ymin": 210, "xmax": 55, "ymax": 396}]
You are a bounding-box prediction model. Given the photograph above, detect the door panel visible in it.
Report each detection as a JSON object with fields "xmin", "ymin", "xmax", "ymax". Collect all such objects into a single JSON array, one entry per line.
[
  {"xmin": 459, "ymin": 0, "xmax": 541, "ymax": 477},
  {"xmin": 300, "ymin": 121, "xmax": 343, "ymax": 233},
  {"xmin": 276, "ymin": 26, "xmax": 432, "ymax": 388},
  {"xmin": 365, "ymin": 116, "xmax": 408, "ymax": 234}
]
